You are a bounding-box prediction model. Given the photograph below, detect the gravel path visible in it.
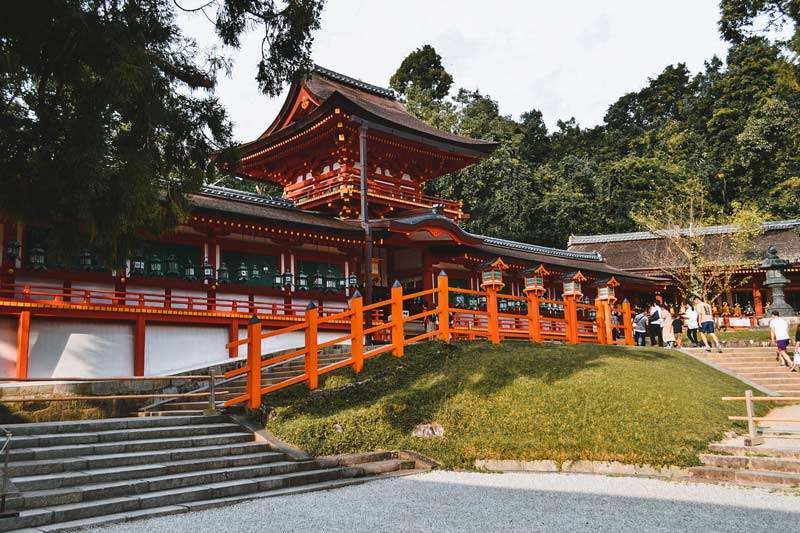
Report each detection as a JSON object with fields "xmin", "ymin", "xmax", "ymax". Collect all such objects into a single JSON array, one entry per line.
[{"xmin": 97, "ymin": 471, "xmax": 800, "ymax": 532}]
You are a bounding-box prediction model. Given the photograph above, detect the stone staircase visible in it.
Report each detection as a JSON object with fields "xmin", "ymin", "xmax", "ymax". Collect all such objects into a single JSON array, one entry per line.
[
  {"xmin": 0, "ymin": 414, "xmax": 424, "ymax": 532},
  {"xmin": 690, "ymin": 427, "xmax": 800, "ymax": 489},
  {"xmin": 683, "ymin": 345, "xmax": 800, "ymax": 396},
  {"xmin": 139, "ymin": 345, "xmax": 354, "ymax": 416}
]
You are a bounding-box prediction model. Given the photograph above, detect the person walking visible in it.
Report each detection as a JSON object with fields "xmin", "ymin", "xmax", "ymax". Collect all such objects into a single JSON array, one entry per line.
[
  {"xmin": 662, "ymin": 307, "xmax": 676, "ymax": 348},
  {"xmin": 769, "ymin": 311, "xmax": 793, "ymax": 370},
  {"xmin": 684, "ymin": 303, "xmax": 699, "ymax": 347},
  {"xmin": 672, "ymin": 307, "xmax": 684, "ymax": 348},
  {"xmin": 632, "ymin": 308, "xmax": 648, "ymax": 347},
  {"xmin": 794, "ymin": 324, "xmax": 800, "ymax": 370},
  {"xmin": 693, "ymin": 295, "xmax": 722, "ymax": 353},
  {"xmin": 648, "ymin": 302, "xmax": 664, "ymax": 347}
]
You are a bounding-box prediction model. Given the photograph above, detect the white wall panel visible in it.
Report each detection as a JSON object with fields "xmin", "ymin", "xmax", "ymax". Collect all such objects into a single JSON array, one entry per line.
[
  {"xmin": 145, "ymin": 324, "xmax": 228, "ymax": 375},
  {"xmin": 0, "ymin": 318, "xmax": 17, "ymax": 378},
  {"xmin": 28, "ymin": 319, "xmax": 134, "ymax": 378}
]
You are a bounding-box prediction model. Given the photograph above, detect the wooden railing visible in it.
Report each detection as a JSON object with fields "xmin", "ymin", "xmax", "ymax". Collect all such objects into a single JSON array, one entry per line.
[
  {"xmin": 723, "ymin": 390, "xmax": 798, "ymax": 446},
  {"xmin": 224, "ymin": 273, "xmax": 634, "ymax": 408},
  {"xmin": 0, "ymin": 283, "xmax": 349, "ymax": 318}
]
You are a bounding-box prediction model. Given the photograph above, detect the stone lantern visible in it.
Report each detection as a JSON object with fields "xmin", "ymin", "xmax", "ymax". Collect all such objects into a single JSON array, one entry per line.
[{"xmin": 761, "ymin": 245, "xmax": 795, "ymax": 317}]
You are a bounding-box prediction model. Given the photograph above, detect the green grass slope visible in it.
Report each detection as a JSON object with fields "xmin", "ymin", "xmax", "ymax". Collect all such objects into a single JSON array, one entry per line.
[{"xmin": 263, "ymin": 341, "xmax": 765, "ymax": 469}]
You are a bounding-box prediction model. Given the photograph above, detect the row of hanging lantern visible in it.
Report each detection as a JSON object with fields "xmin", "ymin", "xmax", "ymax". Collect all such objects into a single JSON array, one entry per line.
[
  {"xmin": 126, "ymin": 252, "xmax": 359, "ymax": 292},
  {"xmin": 5, "ymin": 240, "xmax": 49, "ymax": 272}
]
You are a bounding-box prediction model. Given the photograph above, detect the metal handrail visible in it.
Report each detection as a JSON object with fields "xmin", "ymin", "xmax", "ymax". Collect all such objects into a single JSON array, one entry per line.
[{"xmin": 0, "ymin": 426, "xmax": 17, "ymax": 517}]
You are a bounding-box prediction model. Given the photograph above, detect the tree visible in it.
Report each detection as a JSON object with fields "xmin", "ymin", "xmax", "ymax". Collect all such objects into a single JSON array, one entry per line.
[
  {"xmin": 0, "ymin": 0, "xmax": 323, "ymax": 265},
  {"xmin": 390, "ymin": 45, "xmax": 453, "ymax": 100},
  {"xmin": 630, "ymin": 175, "xmax": 765, "ymax": 302}
]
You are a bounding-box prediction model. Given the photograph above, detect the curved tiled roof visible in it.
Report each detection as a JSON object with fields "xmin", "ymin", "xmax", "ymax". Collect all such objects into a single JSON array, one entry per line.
[
  {"xmin": 480, "ymin": 236, "xmax": 603, "ymax": 262},
  {"xmin": 304, "ymin": 66, "xmax": 498, "ymax": 152},
  {"xmin": 568, "ymin": 220, "xmax": 800, "ymax": 246}
]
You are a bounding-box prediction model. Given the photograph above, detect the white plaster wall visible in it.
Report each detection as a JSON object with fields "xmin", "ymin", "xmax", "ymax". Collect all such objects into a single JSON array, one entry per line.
[
  {"xmin": 71, "ymin": 282, "xmax": 117, "ymax": 305},
  {"xmin": 0, "ymin": 319, "xmax": 17, "ymax": 378},
  {"xmin": 144, "ymin": 324, "xmax": 228, "ymax": 375},
  {"xmin": 170, "ymin": 289, "xmax": 208, "ymax": 310},
  {"xmin": 14, "ymin": 277, "xmax": 62, "ymax": 301},
  {"xmin": 126, "ymin": 285, "xmax": 166, "ymax": 307},
  {"xmin": 234, "ymin": 328, "xmax": 351, "ymax": 358},
  {"xmin": 28, "ymin": 319, "xmax": 134, "ymax": 378}
]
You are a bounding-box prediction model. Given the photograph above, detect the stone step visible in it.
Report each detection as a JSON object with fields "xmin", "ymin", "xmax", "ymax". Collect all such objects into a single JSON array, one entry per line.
[
  {"xmin": 709, "ymin": 443, "xmax": 800, "ymax": 459},
  {"xmin": 0, "ymin": 466, "xmax": 354, "ymax": 531},
  {"xmin": 689, "ymin": 466, "xmax": 800, "ymax": 487},
  {"xmin": 4, "ymin": 441, "xmax": 272, "ymax": 477},
  {"xmin": 15, "ymin": 458, "xmax": 334, "ymax": 509},
  {"xmin": 27, "ymin": 475, "xmax": 383, "ymax": 532},
  {"xmin": 9, "ymin": 432, "xmax": 255, "ymax": 462},
  {"xmin": 9, "ymin": 422, "xmax": 244, "ymax": 448},
  {"xmin": 2, "ymin": 415, "xmax": 229, "ymax": 436},
  {"xmin": 11, "ymin": 450, "xmax": 288, "ymax": 491},
  {"xmin": 699, "ymin": 453, "xmax": 800, "ymax": 473}
]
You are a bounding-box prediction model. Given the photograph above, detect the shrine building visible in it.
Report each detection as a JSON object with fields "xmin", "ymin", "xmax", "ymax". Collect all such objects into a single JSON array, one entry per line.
[{"xmin": 0, "ymin": 66, "xmax": 654, "ymax": 379}]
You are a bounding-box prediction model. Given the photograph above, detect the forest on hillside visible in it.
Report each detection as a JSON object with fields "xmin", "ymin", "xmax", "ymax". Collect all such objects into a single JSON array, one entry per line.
[{"xmin": 391, "ymin": 2, "xmax": 800, "ymax": 247}]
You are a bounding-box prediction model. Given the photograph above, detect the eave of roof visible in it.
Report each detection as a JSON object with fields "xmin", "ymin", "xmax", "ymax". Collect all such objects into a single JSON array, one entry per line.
[{"xmin": 568, "ymin": 219, "xmax": 800, "ymax": 246}]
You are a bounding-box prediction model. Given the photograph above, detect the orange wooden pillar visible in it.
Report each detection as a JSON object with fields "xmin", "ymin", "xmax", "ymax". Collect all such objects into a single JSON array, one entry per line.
[
  {"xmin": 228, "ymin": 319, "xmax": 239, "ymax": 358},
  {"xmin": 621, "ymin": 299, "xmax": 634, "ymax": 346},
  {"xmin": 133, "ymin": 316, "xmax": 146, "ymax": 376},
  {"xmin": 305, "ymin": 303, "xmax": 319, "ymax": 390},
  {"xmin": 350, "ymin": 291, "xmax": 364, "ymax": 373},
  {"xmin": 437, "ymin": 272, "xmax": 450, "ymax": 343},
  {"xmin": 486, "ymin": 288, "xmax": 500, "ymax": 345},
  {"xmin": 16, "ymin": 311, "xmax": 31, "ymax": 379},
  {"xmin": 603, "ymin": 301, "xmax": 614, "ymax": 345},
  {"xmin": 595, "ymin": 300, "xmax": 607, "ymax": 344},
  {"xmin": 390, "ymin": 281, "xmax": 404, "ymax": 357},
  {"xmin": 527, "ymin": 292, "xmax": 541, "ymax": 343},
  {"xmin": 246, "ymin": 316, "xmax": 262, "ymax": 409},
  {"xmin": 564, "ymin": 296, "xmax": 578, "ymax": 344}
]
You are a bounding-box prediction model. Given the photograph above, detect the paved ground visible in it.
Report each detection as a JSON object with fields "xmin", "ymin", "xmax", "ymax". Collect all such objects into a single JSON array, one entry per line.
[{"xmin": 96, "ymin": 471, "xmax": 800, "ymax": 532}]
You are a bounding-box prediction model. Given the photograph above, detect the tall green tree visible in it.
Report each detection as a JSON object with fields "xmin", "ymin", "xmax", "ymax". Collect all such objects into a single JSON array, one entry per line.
[
  {"xmin": 389, "ymin": 44, "xmax": 453, "ymax": 100},
  {"xmin": 0, "ymin": 0, "xmax": 323, "ymax": 265}
]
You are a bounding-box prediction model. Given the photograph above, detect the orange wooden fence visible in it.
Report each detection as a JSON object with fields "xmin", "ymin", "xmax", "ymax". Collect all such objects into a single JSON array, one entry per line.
[{"xmin": 224, "ymin": 273, "xmax": 634, "ymax": 408}]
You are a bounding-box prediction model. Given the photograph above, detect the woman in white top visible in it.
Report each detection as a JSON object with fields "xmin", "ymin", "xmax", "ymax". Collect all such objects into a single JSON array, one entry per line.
[{"xmin": 684, "ymin": 304, "xmax": 699, "ymax": 347}]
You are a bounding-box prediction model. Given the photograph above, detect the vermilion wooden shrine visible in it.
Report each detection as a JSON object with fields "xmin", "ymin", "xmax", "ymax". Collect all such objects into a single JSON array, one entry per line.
[{"xmin": 0, "ymin": 66, "xmax": 654, "ymax": 380}]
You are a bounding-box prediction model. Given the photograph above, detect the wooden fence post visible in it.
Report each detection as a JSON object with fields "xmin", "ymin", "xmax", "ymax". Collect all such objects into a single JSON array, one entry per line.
[
  {"xmin": 486, "ymin": 287, "xmax": 500, "ymax": 345},
  {"xmin": 595, "ymin": 299, "xmax": 606, "ymax": 344},
  {"xmin": 744, "ymin": 389, "xmax": 764, "ymax": 446},
  {"xmin": 527, "ymin": 292, "xmax": 541, "ymax": 343},
  {"xmin": 391, "ymin": 281, "xmax": 404, "ymax": 357},
  {"xmin": 603, "ymin": 301, "xmax": 614, "ymax": 345},
  {"xmin": 246, "ymin": 316, "xmax": 262, "ymax": 409},
  {"xmin": 437, "ymin": 271, "xmax": 450, "ymax": 343},
  {"xmin": 228, "ymin": 320, "xmax": 239, "ymax": 358},
  {"xmin": 564, "ymin": 297, "xmax": 578, "ymax": 344},
  {"xmin": 621, "ymin": 299, "xmax": 634, "ymax": 346},
  {"xmin": 16, "ymin": 310, "xmax": 30, "ymax": 379},
  {"xmin": 305, "ymin": 302, "xmax": 319, "ymax": 389},
  {"xmin": 350, "ymin": 291, "xmax": 364, "ymax": 373}
]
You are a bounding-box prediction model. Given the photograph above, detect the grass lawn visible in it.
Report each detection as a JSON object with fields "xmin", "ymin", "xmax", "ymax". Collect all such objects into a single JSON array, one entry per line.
[
  {"xmin": 717, "ymin": 328, "xmax": 771, "ymax": 343},
  {"xmin": 263, "ymin": 341, "xmax": 767, "ymax": 469}
]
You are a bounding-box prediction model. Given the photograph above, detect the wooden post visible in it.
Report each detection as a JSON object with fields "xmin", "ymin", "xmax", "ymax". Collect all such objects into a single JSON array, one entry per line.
[
  {"xmin": 390, "ymin": 281, "xmax": 404, "ymax": 357},
  {"xmin": 350, "ymin": 292, "xmax": 364, "ymax": 373},
  {"xmin": 134, "ymin": 316, "xmax": 146, "ymax": 376},
  {"xmin": 621, "ymin": 299, "xmax": 634, "ymax": 346},
  {"xmin": 437, "ymin": 271, "xmax": 450, "ymax": 343},
  {"xmin": 603, "ymin": 301, "xmax": 613, "ymax": 345},
  {"xmin": 744, "ymin": 389, "xmax": 764, "ymax": 446},
  {"xmin": 486, "ymin": 287, "xmax": 500, "ymax": 345},
  {"xmin": 16, "ymin": 311, "xmax": 30, "ymax": 379},
  {"xmin": 595, "ymin": 300, "xmax": 606, "ymax": 344},
  {"xmin": 305, "ymin": 302, "xmax": 319, "ymax": 389},
  {"xmin": 527, "ymin": 292, "xmax": 541, "ymax": 343},
  {"xmin": 246, "ymin": 316, "xmax": 262, "ymax": 409},
  {"xmin": 564, "ymin": 297, "xmax": 578, "ymax": 344},
  {"xmin": 228, "ymin": 319, "xmax": 239, "ymax": 358}
]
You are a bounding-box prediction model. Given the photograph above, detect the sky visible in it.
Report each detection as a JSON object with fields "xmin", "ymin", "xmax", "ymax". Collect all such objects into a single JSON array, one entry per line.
[{"xmin": 178, "ymin": 1, "xmax": 731, "ymax": 144}]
